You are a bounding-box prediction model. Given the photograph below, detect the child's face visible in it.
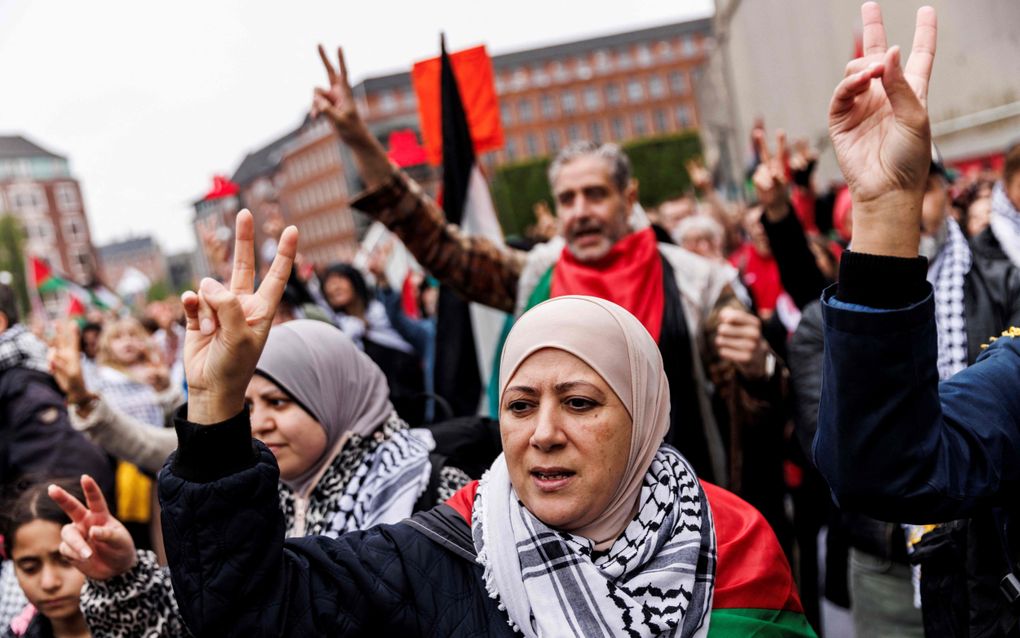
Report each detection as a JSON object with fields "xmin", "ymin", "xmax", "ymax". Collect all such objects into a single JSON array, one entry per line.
[{"xmin": 12, "ymin": 520, "xmax": 86, "ymax": 622}]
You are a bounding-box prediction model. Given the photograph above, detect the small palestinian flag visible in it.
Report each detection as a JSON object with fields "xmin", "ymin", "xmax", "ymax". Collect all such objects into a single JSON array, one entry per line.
[{"xmin": 31, "ymin": 257, "xmax": 67, "ymax": 294}]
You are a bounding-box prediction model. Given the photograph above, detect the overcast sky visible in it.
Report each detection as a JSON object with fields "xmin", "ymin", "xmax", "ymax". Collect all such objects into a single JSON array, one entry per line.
[{"xmin": 0, "ymin": 0, "xmax": 713, "ymax": 254}]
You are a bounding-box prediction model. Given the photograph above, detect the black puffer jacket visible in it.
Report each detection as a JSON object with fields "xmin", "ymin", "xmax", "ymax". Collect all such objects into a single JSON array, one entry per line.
[
  {"xmin": 0, "ymin": 366, "xmax": 114, "ymax": 498},
  {"xmin": 159, "ymin": 411, "xmax": 514, "ymax": 638}
]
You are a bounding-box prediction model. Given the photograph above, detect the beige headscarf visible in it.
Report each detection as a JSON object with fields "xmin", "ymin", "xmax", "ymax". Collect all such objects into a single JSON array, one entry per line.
[{"xmin": 498, "ymin": 295, "xmax": 671, "ymax": 548}]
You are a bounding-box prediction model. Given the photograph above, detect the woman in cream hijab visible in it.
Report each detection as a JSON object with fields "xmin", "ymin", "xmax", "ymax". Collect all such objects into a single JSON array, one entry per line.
[{"xmin": 55, "ymin": 228, "xmax": 813, "ymax": 637}]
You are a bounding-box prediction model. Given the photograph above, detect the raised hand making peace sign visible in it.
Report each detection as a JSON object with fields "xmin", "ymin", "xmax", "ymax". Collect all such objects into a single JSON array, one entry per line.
[
  {"xmin": 182, "ymin": 210, "xmax": 298, "ymax": 424},
  {"xmin": 829, "ymin": 2, "xmax": 937, "ymax": 257},
  {"xmin": 48, "ymin": 475, "xmax": 137, "ymax": 580}
]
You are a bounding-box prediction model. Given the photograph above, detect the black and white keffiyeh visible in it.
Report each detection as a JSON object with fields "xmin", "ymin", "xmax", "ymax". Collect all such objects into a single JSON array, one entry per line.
[
  {"xmin": 990, "ymin": 181, "xmax": 1020, "ymax": 269},
  {"xmin": 927, "ymin": 218, "xmax": 971, "ymax": 379},
  {"xmin": 279, "ymin": 413, "xmax": 433, "ymax": 537},
  {"xmin": 473, "ymin": 446, "xmax": 716, "ymax": 638},
  {"xmin": 0, "ymin": 324, "xmax": 49, "ymax": 374}
]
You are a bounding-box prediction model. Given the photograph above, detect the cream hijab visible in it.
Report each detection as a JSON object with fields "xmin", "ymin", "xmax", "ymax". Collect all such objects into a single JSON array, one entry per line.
[
  {"xmin": 498, "ymin": 295, "xmax": 671, "ymax": 548},
  {"xmin": 256, "ymin": 320, "xmax": 394, "ymax": 497}
]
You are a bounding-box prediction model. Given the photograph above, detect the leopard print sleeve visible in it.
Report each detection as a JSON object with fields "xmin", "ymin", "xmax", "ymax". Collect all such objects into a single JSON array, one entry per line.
[
  {"xmin": 82, "ymin": 550, "xmax": 192, "ymax": 638},
  {"xmin": 436, "ymin": 465, "xmax": 472, "ymax": 503}
]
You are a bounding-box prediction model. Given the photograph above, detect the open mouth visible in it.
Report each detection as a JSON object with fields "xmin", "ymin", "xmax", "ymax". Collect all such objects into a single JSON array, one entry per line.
[
  {"xmin": 572, "ymin": 227, "xmax": 602, "ymax": 240},
  {"xmin": 530, "ymin": 468, "xmax": 576, "ymax": 491}
]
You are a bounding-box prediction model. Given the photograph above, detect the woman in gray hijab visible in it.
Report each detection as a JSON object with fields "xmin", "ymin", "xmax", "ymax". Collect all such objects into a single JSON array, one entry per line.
[{"xmin": 69, "ymin": 319, "xmax": 469, "ymax": 637}]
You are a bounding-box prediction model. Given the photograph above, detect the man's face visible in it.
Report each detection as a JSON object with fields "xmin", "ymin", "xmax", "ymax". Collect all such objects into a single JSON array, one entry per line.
[
  {"xmin": 921, "ymin": 174, "xmax": 949, "ymax": 237},
  {"xmin": 552, "ymin": 156, "xmax": 634, "ymax": 262}
]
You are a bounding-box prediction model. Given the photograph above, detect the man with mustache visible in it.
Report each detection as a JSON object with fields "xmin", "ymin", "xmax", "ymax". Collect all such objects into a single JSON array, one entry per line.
[{"xmin": 311, "ymin": 47, "xmax": 782, "ymax": 490}]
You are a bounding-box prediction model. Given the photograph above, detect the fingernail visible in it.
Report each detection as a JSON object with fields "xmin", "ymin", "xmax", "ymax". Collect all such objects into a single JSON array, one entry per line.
[
  {"xmin": 82, "ymin": 547, "xmax": 92, "ymax": 559},
  {"xmin": 200, "ymin": 318, "xmax": 214, "ymax": 335}
]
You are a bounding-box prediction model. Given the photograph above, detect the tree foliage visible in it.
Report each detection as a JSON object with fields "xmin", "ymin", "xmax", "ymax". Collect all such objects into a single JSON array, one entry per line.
[
  {"xmin": 488, "ymin": 131, "xmax": 703, "ymax": 237},
  {"xmin": 0, "ymin": 215, "xmax": 30, "ymax": 316}
]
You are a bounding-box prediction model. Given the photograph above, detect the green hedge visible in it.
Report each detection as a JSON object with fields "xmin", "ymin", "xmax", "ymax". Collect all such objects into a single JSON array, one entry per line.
[{"xmin": 490, "ymin": 131, "xmax": 702, "ymax": 237}]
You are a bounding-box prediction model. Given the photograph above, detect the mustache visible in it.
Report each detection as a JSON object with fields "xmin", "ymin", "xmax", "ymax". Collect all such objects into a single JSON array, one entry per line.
[{"xmin": 566, "ymin": 219, "xmax": 603, "ymax": 238}]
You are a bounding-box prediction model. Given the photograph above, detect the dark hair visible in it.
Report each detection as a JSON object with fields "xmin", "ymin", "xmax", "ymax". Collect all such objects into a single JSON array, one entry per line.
[
  {"xmin": 320, "ymin": 263, "xmax": 369, "ymax": 312},
  {"xmin": 0, "ymin": 283, "xmax": 19, "ymax": 326},
  {"xmin": 2, "ymin": 479, "xmax": 83, "ymax": 557},
  {"xmin": 1005, "ymin": 140, "xmax": 1020, "ymax": 185}
]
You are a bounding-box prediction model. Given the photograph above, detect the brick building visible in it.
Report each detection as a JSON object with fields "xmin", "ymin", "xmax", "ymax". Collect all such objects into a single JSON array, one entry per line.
[
  {"xmin": 353, "ymin": 18, "xmax": 711, "ymax": 171},
  {"xmin": 97, "ymin": 236, "xmax": 167, "ymax": 294},
  {"xmin": 0, "ymin": 135, "xmax": 100, "ymax": 283}
]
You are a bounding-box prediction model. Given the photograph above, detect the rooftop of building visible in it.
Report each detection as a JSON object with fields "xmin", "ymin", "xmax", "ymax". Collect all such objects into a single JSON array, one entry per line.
[
  {"xmin": 353, "ymin": 18, "xmax": 712, "ymax": 93},
  {"xmin": 0, "ymin": 135, "xmax": 65, "ymax": 161},
  {"xmin": 98, "ymin": 236, "xmax": 160, "ymax": 258}
]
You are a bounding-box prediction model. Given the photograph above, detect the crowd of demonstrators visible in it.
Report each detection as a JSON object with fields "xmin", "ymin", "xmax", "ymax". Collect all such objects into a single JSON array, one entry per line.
[{"xmin": 4, "ymin": 2, "xmax": 1020, "ymax": 636}]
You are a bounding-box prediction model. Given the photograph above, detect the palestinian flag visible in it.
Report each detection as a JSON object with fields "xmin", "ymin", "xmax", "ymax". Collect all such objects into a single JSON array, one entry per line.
[
  {"xmin": 702, "ymin": 482, "xmax": 816, "ymax": 636},
  {"xmin": 66, "ymin": 294, "xmax": 86, "ymax": 319},
  {"xmin": 412, "ymin": 39, "xmax": 506, "ymax": 417},
  {"xmin": 31, "ymin": 256, "xmax": 67, "ymax": 294}
]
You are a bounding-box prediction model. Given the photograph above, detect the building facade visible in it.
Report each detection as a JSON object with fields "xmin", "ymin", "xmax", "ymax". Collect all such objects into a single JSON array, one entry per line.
[
  {"xmin": 97, "ymin": 236, "xmax": 168, "ymax": 295},
  {"xmin": 698, "ymin": 0, "xmax": 1020, "ymax": 192},
  {"xmin": 0, "ymin": 135, "xmax": 100, "ymax": 283},
  {"xmin": 353, "ymin": 19, "xmax": 711, "ymax": 172}
]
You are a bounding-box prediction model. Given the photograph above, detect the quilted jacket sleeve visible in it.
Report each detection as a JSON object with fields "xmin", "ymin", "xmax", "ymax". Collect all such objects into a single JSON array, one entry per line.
[{"xmin": 158, "ymin": 410, "xmax": 426, "ymax": 637}]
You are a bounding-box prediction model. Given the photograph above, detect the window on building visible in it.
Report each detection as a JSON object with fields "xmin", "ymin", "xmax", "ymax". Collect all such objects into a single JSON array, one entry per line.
[
  {"xmin": 545, "ymin": 130, "xmax": 560, "ymax": 154},
  {"xmin": 526, "ymin": 134, "xmax": 540, "ymax": 157},
  {"xmin": 531, "ymin": 63, "xmax": 550, "ymax": 86},
  {"xmin": 583, "ymin": 87, "xmax": 601, "ymax": 111},
  {"xmin": 594, "ymin": 50, "xmax": 612, "ymax": 73},
  {"xmin": 606, "ymin": 83, "xmax": 621, "ymax": 106},
  {"xmin": 11, "ymin": 187, "xmax": 45, "ymax": 212},
  {"xmin": 551, "ymin": 61, "xmax": 569, "ymax": 82},
  {"xmin": 379, "ymin": 91, "xmax": 398, "ymax": 114},
  {"xmin": 636, "ymin": 45, "xmax": 653, "ymax": 67},
  {"xmin": 512, "ymin": 69, "xmax": 529, "ymax": 91},
  {"xmin": 63, "ymin": 217, "xmax": 84, "ymax": 242},
  {"xmin": 656, "ymin": 41, "xmax": 674, "ymax": 62},
  {"xmin": 540, "ymin": 94, "xmax": 556, "ymax": 119},
  {"xmin": 575, "ymin": 56, "xmax": 592, "ymax": 80},
  {"xmin": 55, "ymin": 183, "xmax": 80, "ymax": 211},
  {"xmin": 676, "ymin": 105, "xmax": 693, "ymax": 129},
  {"xmin": 617, "ymin": 48, "xmax": 634, "ymax": 70},
  {"xmin": 627, "ymin": 79, "xmax": 644, "ymax": 102},
  {"xmin": 611, "ymin": 117, "xmax": 626, "ymax": 140},
  {"xmin": 632, "ymin": 113, "xmax": 649, "ymax": 137},
  {"xmin": 566, "ymin": 124, "xmax": 581, "ymax": 142},
  {"xmin": 505, "ymin": 137, "xmax": 518, "ymax": 160},
  {"xmin": 588, "ymin": 121, "xmax": 604, "ymax": 143},
  {"xmin": 518, "ymin": 98, "xmax": 535, "ymax": 123},
  {"xmin": 561, "ymin": 90, "xmax": 577, "ymax": 114},
  {"xmin": 683, "ymin": 35, "xmax": 697, "ymax": 57},
  {"xmin": 501, "ymin": 102, "xmax": 513, "ymax": 126},
  {"xmin": 653, "ymin": 109, "xmax": 669, "ymax": 133},
  {"xmin": 649, "ymin": 75, "xmax": 666, "ymax": 99},
  {"xmin": 669, "ymin": 70, "xmax": 689, "ymax": 95},
  {"xmin": 402, "ymin": 89, "xmax": 417, "ymax": 110}
]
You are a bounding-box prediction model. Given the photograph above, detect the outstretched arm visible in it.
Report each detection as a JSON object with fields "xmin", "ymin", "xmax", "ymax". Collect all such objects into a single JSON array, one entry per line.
[{"xmin": 312, "ymin": 46, "xmax": 522, "ymax": 313}]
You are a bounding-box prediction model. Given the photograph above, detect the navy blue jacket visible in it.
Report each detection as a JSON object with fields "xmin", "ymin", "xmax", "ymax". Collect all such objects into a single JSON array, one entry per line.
[
  {"xmin": 817, "ymin": 283, "xmax": 1020, "ymax": 523},
  {"xmin": 158, "ymin": 411, "xmax": 515, "ymax": 638}
]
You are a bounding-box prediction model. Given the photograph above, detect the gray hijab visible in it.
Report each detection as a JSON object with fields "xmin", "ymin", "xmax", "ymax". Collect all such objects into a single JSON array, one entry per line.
[{"xmin": 256, "ymin": 320, "xmax": 394, "ymax": 496}]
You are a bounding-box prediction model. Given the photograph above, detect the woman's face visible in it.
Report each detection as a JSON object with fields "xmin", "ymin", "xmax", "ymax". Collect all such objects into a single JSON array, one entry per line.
[
  {"xmin": 323, "ymin": 274, "xmax": 354, "ymax": 310},
  {"xmin": 108, "ymin": 329, "xmax": 146, "ymax": 365},
  {"xmin": 245, "ymin": 374, "xmax": 327, "ymax": 480},
  {"xmin": 12, "ymin": 520, "xmax": 86, "ymax": 623},
  {"xmin": 501, "ymin": 348, "xmax": 632, "ymax": 531}
]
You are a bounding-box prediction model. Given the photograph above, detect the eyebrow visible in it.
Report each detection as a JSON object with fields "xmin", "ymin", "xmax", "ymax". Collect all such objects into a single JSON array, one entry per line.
[{"xmin": 555, "ymin": 381, "xmax": 606, "ymax": 399}]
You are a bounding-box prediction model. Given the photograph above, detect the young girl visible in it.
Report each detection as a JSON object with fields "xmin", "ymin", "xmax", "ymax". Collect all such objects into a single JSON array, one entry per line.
[{"xmin": 2, "ymin": 481, "xmax": 90, "ymax": 638}]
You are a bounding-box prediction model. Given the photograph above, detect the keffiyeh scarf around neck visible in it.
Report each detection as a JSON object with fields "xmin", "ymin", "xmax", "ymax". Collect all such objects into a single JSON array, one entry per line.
[
  {"xmin": 279, "ymin": 413, "xmax": 433, "ymax": 537},
  {"xmin": 472, "ymin": 446, "xmax": 716, "ymax": 638},
  {"xmin": 990, "ymin": 181, "xmax": 1020, "ymax": 269},
  {"xmin": 926, "ymin": 218, "xmax": 971, "ymax": 379}
]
